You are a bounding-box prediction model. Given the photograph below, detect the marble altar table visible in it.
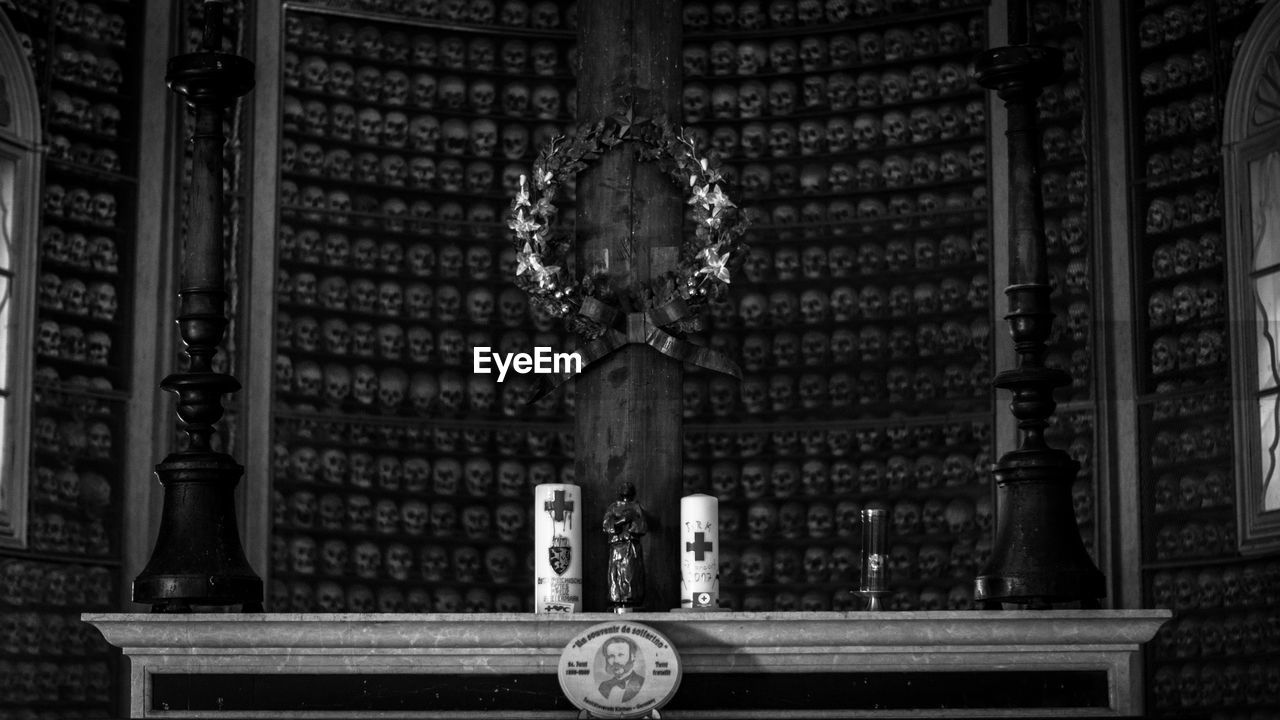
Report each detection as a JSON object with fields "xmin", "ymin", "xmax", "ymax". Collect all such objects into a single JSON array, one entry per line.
[{"xmin": 85, "ymin": 610, "xmax": 1169, "ymax": 718}]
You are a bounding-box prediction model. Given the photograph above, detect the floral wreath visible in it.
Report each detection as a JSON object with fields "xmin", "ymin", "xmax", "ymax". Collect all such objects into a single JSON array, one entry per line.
[{"xmin": 508, "ymin": 104, "xmax": 749, "ymax": 339}]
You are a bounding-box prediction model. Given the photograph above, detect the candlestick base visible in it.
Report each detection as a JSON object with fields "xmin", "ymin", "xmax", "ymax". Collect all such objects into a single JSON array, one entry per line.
[
  {"xmin": 857, "ymin": 591, "xmax": 889, "ymax": 612},
  {"xmin": 974, "ymin": 449, "xmax": 1105, "ymax": 607},
  {"xmin": 133, "ymin": 453, "xmax": 261, "ymax": 609}
]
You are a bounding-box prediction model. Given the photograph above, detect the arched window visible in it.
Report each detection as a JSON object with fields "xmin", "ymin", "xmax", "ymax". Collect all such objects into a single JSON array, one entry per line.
[
  {"xmin": 1225, "ymin": 0, "xmax": 1280, "ymax": 553},
  {"xmin": 0, "ymin": 11, "xmax": 44, "ymax": 546}
]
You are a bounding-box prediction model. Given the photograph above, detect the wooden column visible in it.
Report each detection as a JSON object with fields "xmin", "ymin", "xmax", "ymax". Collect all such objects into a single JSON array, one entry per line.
[
  {"xmin": 132, "ymin": 0, "xmax": 261, "ymax": 611},
  {"xmin": 971, "ymin": 7, "xmax": 1104, "ymax": 607},
  {"xmin": 575, "ymin": 0, "xmax": 684, "ymax": 612}
]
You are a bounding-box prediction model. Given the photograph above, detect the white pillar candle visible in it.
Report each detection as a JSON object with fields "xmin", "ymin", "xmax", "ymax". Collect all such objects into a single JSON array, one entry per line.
[
  {"xmin": 680, "ymin": 493, "xmax": 718, "ymax": 609},
  {"xmin": 534, "ymin": 483, "xmax": 582, "ymax": 613}
]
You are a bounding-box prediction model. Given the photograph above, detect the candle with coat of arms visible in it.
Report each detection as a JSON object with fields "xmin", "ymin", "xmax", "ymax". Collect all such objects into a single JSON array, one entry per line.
[
  {"xmin": 535, "ymin": 483, "xmax": 582, "ymax": 613},
  {"xmin": 680, "ymin": 493, "xmax": 718, "ymax": 609}
]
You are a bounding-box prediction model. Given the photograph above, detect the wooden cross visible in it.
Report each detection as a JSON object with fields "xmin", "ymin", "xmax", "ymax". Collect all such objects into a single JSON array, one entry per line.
[
  {"xmin": 685, "ymin": 532, "xmax": 713, "ymax": 562},
  {"xmin": 574, "ymin": 0, "xmax": 683, "ymax": 612}
]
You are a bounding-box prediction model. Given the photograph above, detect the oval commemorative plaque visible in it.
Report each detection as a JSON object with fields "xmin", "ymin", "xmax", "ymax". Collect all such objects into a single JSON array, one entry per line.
[{"xmin": 558, "ymin": 621, "xmax": 682, "ymax": 719}]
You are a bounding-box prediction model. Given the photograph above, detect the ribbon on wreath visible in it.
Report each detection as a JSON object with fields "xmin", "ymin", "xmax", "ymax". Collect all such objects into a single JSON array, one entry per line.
[{"xmin": 529, "ymin": 296, "xmax": 742, "ymax": 402}]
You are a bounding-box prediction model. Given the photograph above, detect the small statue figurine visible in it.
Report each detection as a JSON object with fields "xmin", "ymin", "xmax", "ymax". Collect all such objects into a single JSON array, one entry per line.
[{"xmin": 602, "ymin": 481, "xmax": 647, "ymax": 612}]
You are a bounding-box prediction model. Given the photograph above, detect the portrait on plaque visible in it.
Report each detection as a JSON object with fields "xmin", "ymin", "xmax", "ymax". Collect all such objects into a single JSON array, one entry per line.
[
  {"xmin": 559, "ymin": 621, "xmax": 681, "ymax": 719},
  {"xmin": 597, "ymin": 635, "xmax": 645, "ymax": 702}
]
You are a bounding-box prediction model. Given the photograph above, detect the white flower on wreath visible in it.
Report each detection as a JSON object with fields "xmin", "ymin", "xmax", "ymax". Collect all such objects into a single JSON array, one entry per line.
[
  {"xmin": 696, "ymin": 247, "xmax": 731, "ymax": 284},
  {"xmin": 516, "ymin": 242, "xmax": 543, "ymax": 278},
  {"xmin": 511, "ymin": 209, "xmax": 539, "ymax": 236}
]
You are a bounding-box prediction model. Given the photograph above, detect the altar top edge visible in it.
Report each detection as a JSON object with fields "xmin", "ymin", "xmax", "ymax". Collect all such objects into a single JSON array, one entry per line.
[
  {"xmin": 83, "ymin": 610, "xmax": 1171, "ymax": 651},
  {"xmin": 83, "ymin": 610, "xmax": 1170, "ymax": 623}
]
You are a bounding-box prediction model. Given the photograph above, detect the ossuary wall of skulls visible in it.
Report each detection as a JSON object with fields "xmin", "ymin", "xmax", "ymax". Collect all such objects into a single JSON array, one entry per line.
[
  {"xmin": 269, "ymin": 1, "xmax": 580, "ymax": 614},
  {"xmin": 4, "ymin": 0, "xmax": 133, "ymax": 716},
  {"xmin": 1133, "ymin": 0, "xmax": 1280, "ymax": 717},
  {"xmin": 263, "ymin": 0, "xmax": 1064, "ymax": 615},
  {"xmin": 677, "ymin": 0, "xmax": 996, "ymax": 613}
]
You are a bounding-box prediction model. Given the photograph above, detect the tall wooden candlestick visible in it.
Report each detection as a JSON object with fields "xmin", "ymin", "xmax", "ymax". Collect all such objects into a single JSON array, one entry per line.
[
  {"xmin": 971, "ymin": 39, "xmax": 1104, "ymax": 607},
  {"xmin": 575, "ymin": 0, "xmax": 683, "ymax": 612},
  {"xmin": 1008, "ymin": 0, "xmax": 1028, "ymax": 45},
  {"xmin": 132, "ymin": 0, "xmax": 261, "ymax": 611}
]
